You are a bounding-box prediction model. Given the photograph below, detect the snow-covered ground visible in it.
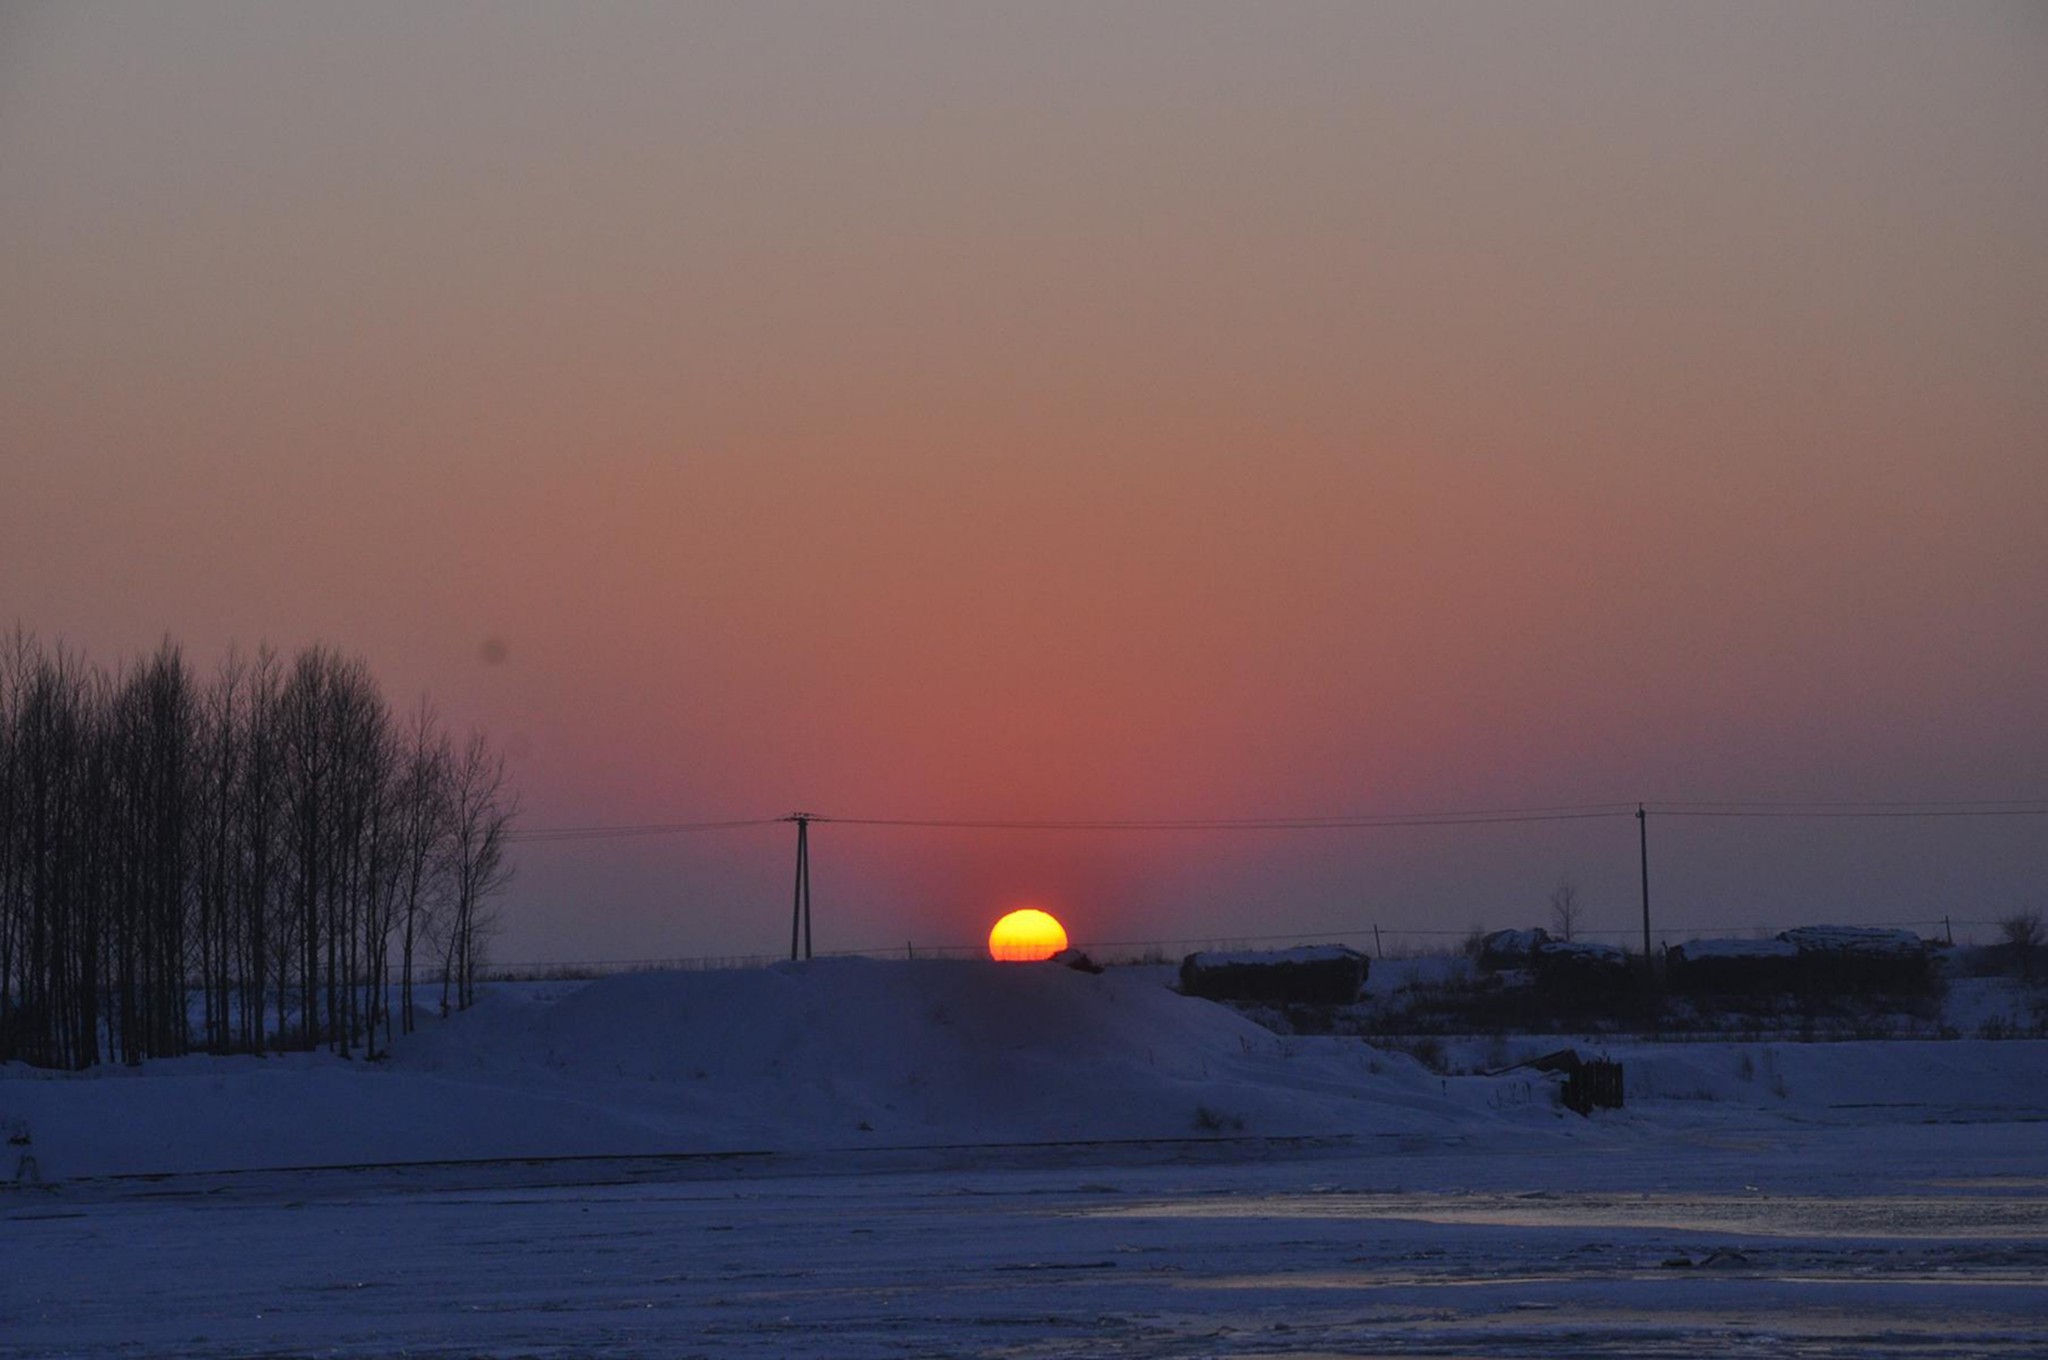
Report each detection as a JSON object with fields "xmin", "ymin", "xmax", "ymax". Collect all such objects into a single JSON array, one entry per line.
[{"xmin": 4, "ymin": 959, "xmax": 2046, "ymax": 1356}]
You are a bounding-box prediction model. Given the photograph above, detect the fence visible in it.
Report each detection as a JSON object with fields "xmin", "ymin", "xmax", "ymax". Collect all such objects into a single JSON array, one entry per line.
[{"xmin": 1562, "ymin": 1059, "xmax": 1625, "ymax": 1115}]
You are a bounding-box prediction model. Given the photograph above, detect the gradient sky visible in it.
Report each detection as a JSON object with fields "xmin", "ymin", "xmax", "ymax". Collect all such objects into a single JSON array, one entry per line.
[{"xmin": 4, "ymin": 2, "xmax": 2045, "ymax": 964}]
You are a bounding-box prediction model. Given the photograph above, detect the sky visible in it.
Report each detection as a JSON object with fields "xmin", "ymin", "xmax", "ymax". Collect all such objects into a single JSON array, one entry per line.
[{"xmin": 3, "ymin": 1, "xmax": 2044, "ymax": 964}]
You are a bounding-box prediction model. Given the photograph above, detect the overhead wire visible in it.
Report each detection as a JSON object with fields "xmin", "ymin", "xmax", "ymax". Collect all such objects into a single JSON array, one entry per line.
[
  {"xmin": 507, "ymin": 817, "xmax": 785, "ymax": 844},
  {"xmin": 1656, "ymin": 798, "xmax": 2046, "ymax": 808},
  {"xmin": 1651, "ymin": 802, "xmax": 2048, "ymax": 820},
  {"xmin": 817, "ymin": 806, "xmax": 1636, "ymax": 832},
  {"xmin": 503, "ymin": 798, "xmax": 2048, "ymax": 843}
]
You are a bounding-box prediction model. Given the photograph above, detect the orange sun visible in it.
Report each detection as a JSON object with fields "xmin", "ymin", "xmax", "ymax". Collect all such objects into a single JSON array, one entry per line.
[{"xmin": 988, "ymin": 908, "xmax": 1069, "ymax": 962}]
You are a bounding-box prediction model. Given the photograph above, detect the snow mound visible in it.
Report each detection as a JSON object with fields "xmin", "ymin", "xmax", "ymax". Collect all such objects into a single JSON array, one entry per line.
[
  {"xmin": 401, "ymin": 959, "xmax": 1511, "ymax": 1148},
  {"xmin": 3, "ymin": 961, "xmax": 1541, "ymax": 1179},
  {"xmin": 12, "ymin": 960, "xmax": 2042, "ymax": 1183}
]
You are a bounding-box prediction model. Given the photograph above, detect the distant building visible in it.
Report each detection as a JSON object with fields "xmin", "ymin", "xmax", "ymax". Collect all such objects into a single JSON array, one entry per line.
[
  {"xmin": 1476, "ymin": 928, "xmax": 1634, "ymax": 993},
  {"xmin": 1668, "ymin": 926, "xmax": 1932, "ymax": 996},
  {"xmin": 1179, "ymin": 945, "xmax": 1369, "ymax": 1006},
  {"xmin": 1477, "ymin": 928, "xmax": 1550, "ymax": 972},
  {"xmin": 1665, "ymin": 937, "xmax": 1800, "ymax": 993}
]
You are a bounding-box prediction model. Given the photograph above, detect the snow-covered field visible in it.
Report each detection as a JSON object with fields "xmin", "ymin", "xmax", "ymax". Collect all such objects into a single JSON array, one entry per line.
[{"xmin": 5, "ymin": 959, "xmax": 2046, "ymax": 1357}]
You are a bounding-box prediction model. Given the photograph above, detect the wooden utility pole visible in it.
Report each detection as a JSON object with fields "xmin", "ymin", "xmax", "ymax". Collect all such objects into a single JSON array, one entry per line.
[
  {"xmin": 788, "ymin": 813, "xmax": 813, "ymax": 961},
  {"xmin": 1637, "ymin": 803, "xmax": 1653, "ymax": 980}
]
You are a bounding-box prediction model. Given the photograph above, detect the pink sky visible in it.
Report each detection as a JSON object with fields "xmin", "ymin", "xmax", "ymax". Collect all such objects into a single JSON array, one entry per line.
[{"xmin": 3, "ymin": 3, "xmax": 2044, "ymax": 962}]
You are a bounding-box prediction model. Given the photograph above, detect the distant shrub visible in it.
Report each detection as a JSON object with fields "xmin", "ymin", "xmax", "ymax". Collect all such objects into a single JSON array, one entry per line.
[
  {"xmin": 490, "ymin": 965, "xmax": 604, "ymax": 982},
  {"xmin": 1999, "ymin": 911, "xmax": 2042, "ymax": 981}
]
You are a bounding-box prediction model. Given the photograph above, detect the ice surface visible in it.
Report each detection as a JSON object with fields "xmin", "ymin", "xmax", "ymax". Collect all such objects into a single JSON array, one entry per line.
[{"xmin": 3, "ymin": 1123, "xmax": 2044, "ymax": 1358}]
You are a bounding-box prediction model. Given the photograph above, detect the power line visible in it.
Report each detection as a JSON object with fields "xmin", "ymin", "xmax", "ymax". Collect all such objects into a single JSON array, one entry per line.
[
  {"xmin": 502, "ymin": 798, "xmax": 2048, "ymax": 844},
  {"xmin": 819, "ymin": 808, "xmax": 1635, "ymax": 832},
  {"xmin": 1656, "ymin": 798, "xmax": 2047, "ymax": 808},
  {"xmin": 1654, "ymin": 806, "xmax": 2048, "ymax": 820},
  {"xmin": 507, "ymin": 817, "xmax": 784, "ymax": 844}
]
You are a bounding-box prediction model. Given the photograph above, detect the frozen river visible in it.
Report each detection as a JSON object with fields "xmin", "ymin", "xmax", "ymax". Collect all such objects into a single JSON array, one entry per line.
[{"xmin": 5, "ymin": 1122, "xmax": 2045, "ymax": 1358}]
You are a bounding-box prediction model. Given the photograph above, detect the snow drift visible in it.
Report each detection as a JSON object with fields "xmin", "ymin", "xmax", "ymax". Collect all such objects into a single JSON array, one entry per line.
[
  {"xmin": 4, "ymin": 960, "xmax": 1519, "ymax": 1178},
  {"xmin": 5, "ymin": 958, "xmax": 2046, "ymax": 1182}
]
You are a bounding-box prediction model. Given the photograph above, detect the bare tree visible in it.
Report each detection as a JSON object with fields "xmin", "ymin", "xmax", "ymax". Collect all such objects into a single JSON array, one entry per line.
[
  {"xmin": 1548, "ymin": 872, "xmax": 1582, "ymax": 942},
  {"xmin": 0, "ymin": 631, "xmax": 518, "ymax": 1069},
  {"xmin": 191, "ymin": 648, "xmax": 245, "ymax": 1053},
  {"xmin": 441, "ymin": 731, "xmax": 515, "ymax": 1014},
  {"xmin": 236, "ymin": 647, "xmax": 282, "ymax": 1052},
  {"xmin": 2000, "ymin": 910, "xmax": 2042, "ymax": 981},
  {"xmin": 277, "ymin": 648, "xmax": 337, "ymax": 1050},
  {"xmin": 392, "ymin": 701, "xmax": 450, "ymax": 1036}
]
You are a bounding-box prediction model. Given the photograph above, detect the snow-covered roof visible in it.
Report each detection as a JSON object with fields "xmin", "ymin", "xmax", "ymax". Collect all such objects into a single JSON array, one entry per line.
[
  {"xmin": 1535, "ymin": 939, "xmax": 1629, "ymax": 964},
  {"xmin": 1481, "ymin": 929, "xmax": 1549, "ymax": 955},
  {"xmin": 1778, "ymin": 926, "xmax": 1925, "ymax": 957},
  {"xmin": 1675, "ymin": 938, "xmax": 1799, "ymax": 961}
]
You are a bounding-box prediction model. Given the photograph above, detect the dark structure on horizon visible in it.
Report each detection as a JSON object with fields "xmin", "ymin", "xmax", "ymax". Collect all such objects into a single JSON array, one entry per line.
[
  {"xmin": 1667, "ymin": 925, "xmax": 1935, "ymax": 997},
  {"xmin": 1178, "ymin": 945, "xmax": 1369, "ymax": 1006},
  {"xmin": 1475, "ymin": 928, "xmax": 1635, "ymax": 993}
]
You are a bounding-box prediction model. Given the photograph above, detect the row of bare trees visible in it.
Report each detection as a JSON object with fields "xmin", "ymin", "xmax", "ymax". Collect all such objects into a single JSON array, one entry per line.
[{"xmin": 0, "ymin": 633, "xmax": 515, "ymax": 1069}]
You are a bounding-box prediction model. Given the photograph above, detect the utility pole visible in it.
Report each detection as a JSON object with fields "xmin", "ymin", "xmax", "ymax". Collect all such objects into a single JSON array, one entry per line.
[
  {"xmin": 1637, "ymin": 803, "xmax": 1653, "ymax": 981},
  {"xmin": 788, "ymin": 813, "xmax": 813, "ymax": 961}
]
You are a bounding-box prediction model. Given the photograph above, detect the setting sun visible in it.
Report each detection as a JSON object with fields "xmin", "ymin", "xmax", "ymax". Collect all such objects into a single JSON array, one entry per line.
[{"xmin": 987, "ymin": 908, "xmax": 1069, "ymax": 962}]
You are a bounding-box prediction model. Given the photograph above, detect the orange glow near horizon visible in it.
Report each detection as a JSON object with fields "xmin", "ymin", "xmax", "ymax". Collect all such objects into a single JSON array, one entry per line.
[{"xmin": 988, "ymin": 908, "xmax": 1069, "ymax": 962}]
